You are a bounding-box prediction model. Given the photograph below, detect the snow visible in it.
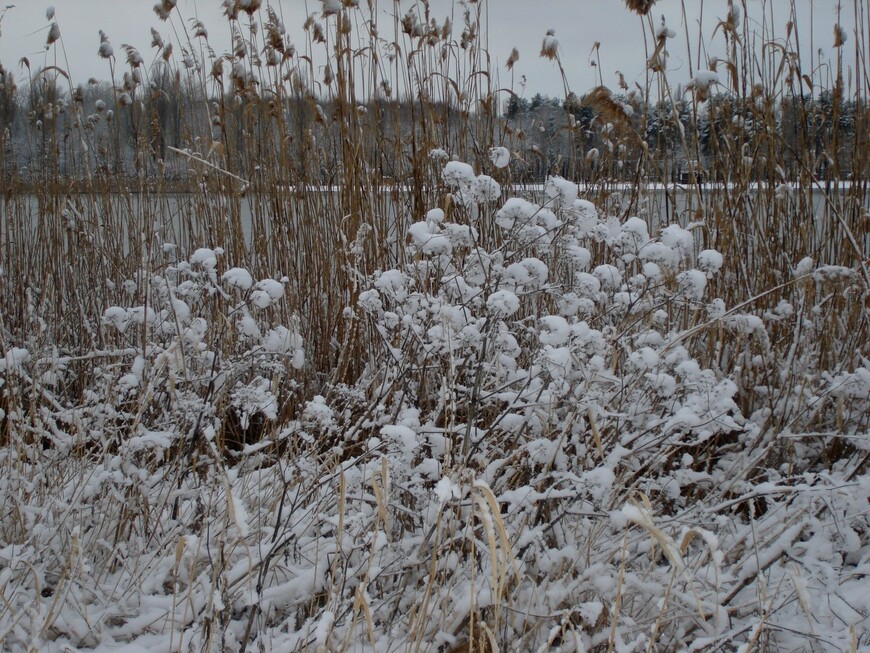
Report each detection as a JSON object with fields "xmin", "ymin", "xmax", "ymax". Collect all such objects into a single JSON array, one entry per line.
[
  {"xmin": 690, "ymin": 69, "xmax": 719, "ymax": 89},
  {"xmin": 434, "ymin": 477, "xmax": 461, "ymax": 503},
  {"xmin": 357, "ymin": 288, "xmax": 382, "ymax": 312},
  {"xmin": 628, "ymin": 347, "xmax": 659, "ymax": 371},
  {"xmin": 539, "ymin": 315, "xmax": 571, "ymax": 346},
  {"xmin": 425, "ymin": 207, "xmax": 445, "ymax": 224},
  {"xmin": 489, "ymin": 146, "xmax": 510, "ymax": 169},
  {"xmin": 314, "ymin": 610, "xmax": 335, "ymax": 646},
  {"xmin": 496, "ymin": 197, "xmax": 539, "ymax": 230},
  {"xmin": 263, "ymin": 326, "xmax": 305, "ymax": 369},
  {"xmin": 221, "ymin": 267, "xmax": 254, "ymax": 290},
  {"xmin": 102, "ymin": 306, "xmax": 131, "ymax": 332},
  {"xmin": 487, "ymin": 289, "xmax": 520, "ymax": 317},
  {"xmin": 540, "ymin": 27, "xmax": 558, "ymax": 58},
  {"xmin": 794, "ymin": 256, "xmax": 814, "ymax": 276},
  {"xmin": 697, "ymin": 248, "xmax": 724, "ymax": 276},
  {"xmin": 676, "ymin": 269, "xmax": 707, "ymax": 300},
  {"xmin": 0, "ymin": 347, "xmax": 30, "ymax": 372},
  {"xmin": 409, "ymin": 220, "xmax": 452, "ymax": 255},
  {"xmin": 660, "ymin": 223, "xmax": 694, "ymax": 255},
  {"xmin": 544, "ymin": 175, "xmax": 578, "ymax": 209},
  {"xmin": 593, "ymin": 264, "xmax": 623, "ymax": 290},
  {"xmin": 251, "ymin": 278, "xmax": 285, "ymax": 308},
  {"xmin": 190, "ymin": 246, "xmax": 221, "ymax": 269},
  {"xmin": 813, "ymin": 265, "xmax": 855, "ymax": 281},
  {"xmin": 129, "ymin": 306, "xmax": 156, "ymax": 325},
  {"xmin": 321, "ymin": 0, "xmax": 342, "ymax": 15},
  {"xmin": 472, "ymin": 174, "xmax": 501, "ymax": 202},
  {"xmin": 656, "ymin": 17, "xmax": 676, "ymax": 39},
  {"xmin": 442, "ymin": 160, "xmax": 475, "ymax": 186},
  {"xmin": 503, "ymin": 257, "xmax": 548, "ymax": 291}
]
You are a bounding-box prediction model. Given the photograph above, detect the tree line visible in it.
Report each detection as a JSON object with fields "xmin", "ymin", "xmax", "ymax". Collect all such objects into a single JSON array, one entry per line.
[{"xmin": 0, "ymin": 60, "xmax": 865, "ymax": 187}]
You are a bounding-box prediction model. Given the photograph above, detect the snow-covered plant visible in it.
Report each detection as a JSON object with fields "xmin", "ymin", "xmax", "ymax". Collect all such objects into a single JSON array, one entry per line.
[{"xmin": 2, "ymin": 0, "xmax": 869, "ymax": 649}]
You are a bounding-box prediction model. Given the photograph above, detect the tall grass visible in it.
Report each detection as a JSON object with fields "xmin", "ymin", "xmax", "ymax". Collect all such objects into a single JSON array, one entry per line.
[{"xmin": 0, "ymin": 1, "xmax": 868, "ymax": 651}]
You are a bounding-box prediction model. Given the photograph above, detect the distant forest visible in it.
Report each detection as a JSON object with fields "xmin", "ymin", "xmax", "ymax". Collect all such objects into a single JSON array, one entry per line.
[{"xmin": 0, "ymin": 60, "xmax": 864, "ymax": 187}]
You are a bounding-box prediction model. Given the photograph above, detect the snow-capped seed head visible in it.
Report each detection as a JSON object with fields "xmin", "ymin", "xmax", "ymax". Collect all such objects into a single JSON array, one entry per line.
[
  {"xmin": 153, "ymin": 0, "xmax": 177, "ymax": 20},
  {"xmin": 545, "ymin": 176, "xmax": 578, "ymax": 209},
  {"xmin": 676, "ymin": 269, "xmax": 707, "ymax": 301},
  {"xmin": 593, "ymin": 264, "xmax": 623, "ymax": 290},
  {"xmin": 540, "ymin": 29, "xmax": 558, "ymax": 60},
  {"xmin": 251, "ymin": 278, "xmax": 285, "ymax": 308},
  {"xmin": 623, "ymin": 0, "xmax": 657, "ymax": 15},
  {"xmin": 124, "ymin": 45, "xmax": 144, "ymax": 68},
  {"xmin": 834, "ymin": 24, "xmax": 847, "ymax": 47},
  {"xmin": 190, "ymin": 247, "xmax": 220, "ymax": 269},
  {"xmin": 46, "ymin": 6, "xmax": 55, "ymax": 20},
  {"xmin": 472, "ymin": 175, "xmax": 501, "ymax": 203},
  {"xmin": 656, "ymin": 17, "xmax": 676, "ymax": 40},
  {"xmin": 102, "ymin": 307, "xmax": 130, "ymax": 333},
  {"xmin": 697, "ymin": 249, "xmax": 724, "ymax": 278},
  {"xmin": 46, "ymin": 22, "xmax": 60, "ymax": 46},
  {"xmin": 401, "ymin": 8, "xmax": 423, "ymax": 37},
  {"xmin": 496, "ymin": 197, "xmax": 539, "ymax": 230},
  {"xmin": 97, "ymin": 38, "xmax": 113, "ymax": 59},
  {"xmin": 687, "ymin": 69, "xmax": 719, "ymax": 101},
  {"xmin": 322, "ymin": 0, "xmax": 342, "ymax": 17},
  {"xmin": 442, "ymin": 160, "xmax": 475, "ymax": 187},
  {"xmin": 426, "ymin": 208, "xmax": 445, "ymax": 225},
  {"xmin": 794, "ymin": 256, "xmax": 814, "ymax": 277},
  {"xmin": 232, "ymin": 0, "xmax": 262, "ymax": 15},
  {"xmin": 584, "ymin": 86, "xmax": 633, "ymax": 126},
  {"xmin": 193, "ymin": 21, "xmax": 208, "ymax": 39},
  {"xmin": 707, "ymin": 298, "xmax": 726, "ymax": 319},
  {"xmin": 222, "ymin": 267, "xmax": 254, "ymax": 291},
  {"xmin": 489, "ymin": 146, "xmax": 510, "ymax": 169},
  {"xmin": 150, "ymin": 28, "xmax": 164, "ymax": 50},
  {"xmin": 727, "ymin": 2, "xmax": 741, "ymax": 29},
  {"xmin": 487, "ymin": 289, "xmax": 520, "ymax": 317}
]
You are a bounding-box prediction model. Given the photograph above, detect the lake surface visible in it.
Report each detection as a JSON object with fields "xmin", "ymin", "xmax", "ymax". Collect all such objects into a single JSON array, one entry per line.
[{"xmin": 2, "ymin": 183, "xmax": 867, "ymax": 262}]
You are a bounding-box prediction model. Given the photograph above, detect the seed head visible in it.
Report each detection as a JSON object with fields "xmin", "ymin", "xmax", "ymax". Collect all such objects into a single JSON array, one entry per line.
[
  {"xmin": 624, "ymin": 0, "xmax": 657, "ymax": 16},
  {"xmin": 506, "ymin": 47, "xmax": 519, "ymax": 71},
  {"xmin": 97, "ymin": 31, "xmax": 114, "ymax": 59},
  {"xmin": 540, "ymin": 28, "xmax": 558, "ymax": 61},
  {"xmin": 46, "ymin": 22, "xmax": 60, "ymax": 47},
  {"xmin": 153, "ymin": 0, "xmax": 177, "ymax": 20}
]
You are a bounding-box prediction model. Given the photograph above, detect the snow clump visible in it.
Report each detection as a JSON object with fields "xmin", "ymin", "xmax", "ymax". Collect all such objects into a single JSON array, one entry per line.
[
  {"xmin": 489, "ymin": 146, "xmax": 510, "ymax": 169},
  {"xmin": 222, "ymin": 267, "xmax": 254, "ymax": 290},
  {"xmin": 251, "ymin": 278, "xmax": 285, "ymax": 308}
]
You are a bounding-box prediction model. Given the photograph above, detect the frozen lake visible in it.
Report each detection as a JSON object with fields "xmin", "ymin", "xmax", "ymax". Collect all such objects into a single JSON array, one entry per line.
[{"xmin": 2, "ymin": 183, "xmax": 867, "ymax": 264}]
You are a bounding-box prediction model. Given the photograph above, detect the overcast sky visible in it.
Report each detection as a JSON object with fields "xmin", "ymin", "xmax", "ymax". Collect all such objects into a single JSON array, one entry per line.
[{"xmin": 0, "ymin": 1, "xmax": 853, "ymax": 99}]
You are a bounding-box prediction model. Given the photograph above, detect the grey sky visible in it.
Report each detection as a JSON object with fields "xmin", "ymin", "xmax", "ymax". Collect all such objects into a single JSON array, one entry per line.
[{"xmin": 0, "ymin": 1, "xmax": 852, "ymax": 99}]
